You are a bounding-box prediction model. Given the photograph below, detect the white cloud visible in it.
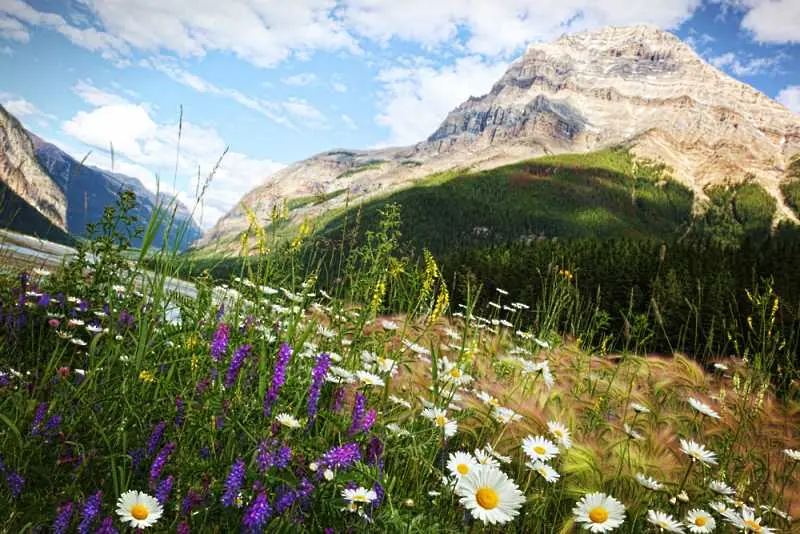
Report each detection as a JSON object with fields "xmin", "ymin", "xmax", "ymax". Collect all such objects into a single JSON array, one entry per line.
[
  {"xmin": 60, "ymin": 102, "xmax": 284, "ymax": 228},
  {"xmin": 0, "ymin": 93, "xmax": 56, "ymax": 124},
  {"xmin": 2, "ymin": 0, "xmax": 359, "ymax": 68},
  {"xmin": 282, "ymin": 72, "xmax": 317, "ymax": 86},
  {"xmin": 0, "ymin": 45, "xmax": 13, "ymax": 55},
  {"xmin": 341, "ymin": 114, "xmax": 357, "ymax": 129},
  {"xmin": 722, "ymin": 0, "xmax": 800, "ymax": 44},
  {"xmin": 777, "ymin": 86, "xmax": 800, "ymax": 114},
  {"xmin": 331, "ymin": 81, "xmax": 348, "ymax": 93},
  {"xmin": 342, "ymin": 0, "xmax": 702, "ymax": 56},
  {"xmin": 72, "ymin": 79, "xmax": 131, "ymax": 107},
  {"xmin": 375, "ymin": 55, "xmax": 508, "ymax": 145},
  {"xmin": 708, "ymin": 51, "xmax": 785, "ymax": 76},
  {"xmin": 0, "ymin": 15, "xmax": 29, "ymax": 42},
  {"xmin": 282, "ymin": 97, "xmax": 328, "ymax": 127}
]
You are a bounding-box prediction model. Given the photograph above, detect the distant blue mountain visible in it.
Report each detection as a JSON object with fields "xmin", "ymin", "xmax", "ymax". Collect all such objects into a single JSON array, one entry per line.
[{"xmin": 30, "ymin": 135, "xmax": 203, "ymax": 250}]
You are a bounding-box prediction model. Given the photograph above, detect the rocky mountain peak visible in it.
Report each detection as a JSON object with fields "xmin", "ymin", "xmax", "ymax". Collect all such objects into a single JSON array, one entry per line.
[{"xmin": 198, "ymin": 25, "xmax": 800, "ymax": 251}]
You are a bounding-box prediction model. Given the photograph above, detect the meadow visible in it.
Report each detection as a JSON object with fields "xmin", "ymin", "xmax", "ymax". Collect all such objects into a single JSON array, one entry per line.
[{"xmin": 1, "ymin": 188, "xmax": 799, "ymax": 533}]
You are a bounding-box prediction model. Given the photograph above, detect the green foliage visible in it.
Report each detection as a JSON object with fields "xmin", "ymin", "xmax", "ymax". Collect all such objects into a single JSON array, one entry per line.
[
  {"xmin": 698, "ymin": 180, "xmax": 776, "ymax": 246},
  {"xmin": 318, "ymin": 148, "xmax": 693, "ymax": 256},
  {"xmin": 336, "ymin": 160, "xmax": 385, "ymax": 179}
]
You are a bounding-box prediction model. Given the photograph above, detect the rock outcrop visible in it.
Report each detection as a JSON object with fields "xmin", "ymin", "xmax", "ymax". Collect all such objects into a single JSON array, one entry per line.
[
  {"xmin": 198, "ymin": 25, "xmax": 800, "ymax": 251},
  {"xmin": 0, "ymin": 104, "xmax": 67, "ymax": 229}
]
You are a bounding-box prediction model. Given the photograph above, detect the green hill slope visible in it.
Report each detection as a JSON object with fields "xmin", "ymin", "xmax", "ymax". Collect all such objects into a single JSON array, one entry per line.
[{"xmin": 316, "ymin": 148, "xmax": 694, "ymax": 255}]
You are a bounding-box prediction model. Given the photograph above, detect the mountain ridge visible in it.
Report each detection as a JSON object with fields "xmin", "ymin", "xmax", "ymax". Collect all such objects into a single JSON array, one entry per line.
[{"xmin": 196, "ymin": 25, "xmax": 800, "ymax": 252}]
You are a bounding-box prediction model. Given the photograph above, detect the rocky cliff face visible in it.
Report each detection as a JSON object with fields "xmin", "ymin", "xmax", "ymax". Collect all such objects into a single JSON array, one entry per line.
[
  {"xmin": 31, "ymin": 136, "xmax": 203, "ymax": 250},
  {"xmin": 0, "ymin": 104, "xmax": 67, "ymax": 229},
  {"xmin": 197, "ymin": 25, "xmax": 800, "ymax": 251}
]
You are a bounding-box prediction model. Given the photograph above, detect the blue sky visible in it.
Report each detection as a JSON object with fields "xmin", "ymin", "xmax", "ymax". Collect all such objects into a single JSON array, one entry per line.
[{"xmin": 1, "ymin": 0, "xmax": 798, "ymax": 228}]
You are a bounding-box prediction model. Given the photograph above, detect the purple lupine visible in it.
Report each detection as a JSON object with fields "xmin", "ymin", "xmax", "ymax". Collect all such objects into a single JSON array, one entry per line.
[
  {"xmin": 38, "ymin": 293, "xmax": 51, "ymax": 307},
  {"xmin": 147, "ymin": 421, "xmax": 167, "ymax": 456},
  {"xmin": 5, "ymin": 471, "xmax": 24, "ymax": 497},
  {"xmin": 177, "ymin": 522, "xmax": 190, "ymax": 534},
  {"xmin": 181, "ymin": 489, "xmax": 203, "ymax": 516},
  {"xmin": 44, "ymin": 414, "xmax": 62, "ymax": 436},
  {"xmin": 256, "ymin": 440, "xmax": 292, "ymax": 472},
  {"xmin": 366, "ymin": 437, "xmax": 384, "ymax": 471},
  {"xmin": 317, "ymin": 442, "xmax": 361, "ymax": 470},
  {"xmin": 215, "ymin": 303, "xmax": 225, "ymax": 323},
  {"xmin": 306, "ymin": 353, "xmax": 331, "ymax": 428},
  {"xmin": 242, "ymin": 490, "xmax": 272, "ymax": 532},
  {"xmin": 30, "ymin": 402, "xmax": 48, "ymax": 436},
  {"xmin": 196, "ymin": 377, "xmax": 211, "ymax": 396},
  {"xmin": 53, "ymin": 501, "xmax": 74, "ymax": 534},
  {"xmin": 128, "ymin": 448, "xmax": 145, "ymax": 470},
  {"xmin": 155, "ymin": 475, "xmax": 174, "ymax": 505},
  {"xmin": 240, "ymin": 314, "xmax": 254, "ymax": 333},
  {"xmin": 348, "ymin": 392, "xmax": 366, "ymax": 436},
  {"xmin": 78, "ymin": 491, "xmax": 102, "ymax": 534},
  {"xmin": 371, "ymin": 482, "xmax": 385, "ymax": 510},
  {"xmin": 275, "ymin": 488, "xmax": 297, "ymax": 514},
  {"xmin": 361, "ymin": 409, "xmax": 377, "ymax": 433},
  {"xmin": 224, "ymin": 343, "xmax": 251, "ymax": 388},
  {"xmin": 210, "ymin": 323, "xmax": 229, "ymax": 361},
  {"xmin": 149, "ymin": 441, "xmax": 176, "ymax": 485},
  {"xmin": 221, "ymin": 458, "xmax": 246, "ymax": 507},
  {"xmin": 174, "ymin": 397, "xmax": 185, "ymax": 428},
  {"xmin": 331, "ymin": 387, "xmax": 345, "ymax": 412},
  {"xmin": 94, "ymin": 516, "xmax": 118, "ymax": 534},
  {"xmin": 263, "ymin": 343, "xmax": 292, "ymax": 417}
]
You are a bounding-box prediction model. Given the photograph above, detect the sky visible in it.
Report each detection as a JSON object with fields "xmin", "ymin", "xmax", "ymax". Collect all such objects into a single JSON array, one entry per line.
[{"xmin": 0, "ymin": 0, "xmax": 798, "ymax": 229}]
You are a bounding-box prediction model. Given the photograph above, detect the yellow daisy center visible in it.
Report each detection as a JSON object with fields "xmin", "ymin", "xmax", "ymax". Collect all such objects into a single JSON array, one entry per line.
[
  {"xmin": 589, "ymin": 506, "xmax": 609, "ymax": 523},
  {"xmin": 475, "ymin": 487, "xmax": 499, "ymax": 510},
  {"xmin": 743, "ymin": 520, "xmax": 761, "ymax": 532},
  {"xmin": 353, "ymin": 494, "xmax": 370, "ymax": 503},
  {"xmin": 553, "ymin": 430, "xmax": 563, "ymax": 438},
  {"xmin": 695, "ymin": 517, "xmax": 707, "ymax": 527},
  {"xmin": 435, "ymin": 415, "xmax": 447, "ymax": 426},
  {"xmin": 457, "ymin": 463, "xmax": 470, "ymax": 475},
  {"xmin": 449, "ymin": 368, "xmax": 462, "ymax": 378},
  {"xmin": 130, "ymin": 503, "xmax": 149, "ymax": 520},
  {"xmin": 534, "ymin": 446, "xmax": 546, "ymax": 455}
]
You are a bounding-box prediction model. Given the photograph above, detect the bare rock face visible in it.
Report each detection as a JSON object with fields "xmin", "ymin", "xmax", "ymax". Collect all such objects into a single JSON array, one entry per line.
[
  {"xmin": 0, "ymin": 104, "xmax": 67, "ymax": 229},
  {"xmin": 197, "ymin": 25, "xmax": 800, "ymax": 251}
]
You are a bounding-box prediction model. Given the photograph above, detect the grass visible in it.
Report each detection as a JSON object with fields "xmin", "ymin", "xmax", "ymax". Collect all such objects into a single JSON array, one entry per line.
[
  {"xmin": 1, "ymin": 188, "xmax": 799, "ymax": 533},
  {"xmin": 336, "ymin": 161, "xmax": 386, "ymax": 180}
]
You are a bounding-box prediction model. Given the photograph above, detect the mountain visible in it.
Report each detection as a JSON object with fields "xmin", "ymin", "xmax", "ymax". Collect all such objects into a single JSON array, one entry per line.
[
  {"xmin": 0, "ymin": 104, "xmax": 70, "ymax": 242},
  {"xmin": 197, "ymin": 25, "xmax": 800, "ymax": 253},
  {"xmin": 31, "ymin": 136, "xmax": 203, "ymax": 249}
]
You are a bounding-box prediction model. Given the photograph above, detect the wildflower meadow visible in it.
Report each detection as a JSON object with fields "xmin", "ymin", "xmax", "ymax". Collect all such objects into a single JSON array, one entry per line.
[{"xmin": 0, "ymin": 193, "xmax": 798, "ymax": 533}]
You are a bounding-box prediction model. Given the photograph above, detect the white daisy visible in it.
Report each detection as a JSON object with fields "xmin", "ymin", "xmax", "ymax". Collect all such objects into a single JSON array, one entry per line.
[
  {"xmin": 635, "ymin": 473, "xmax": 663, "ymax": 491},
  {"xmin": 116, "ymin": 490, "xmax": 163, "ymax": 529},
  {"xmin": 713, "ymin": 362, "xmax": 728, "ymax": 372},
  {"xmin": 421, "ymin": 407, "xmax": 458, "ymax": 438},
  {"xmin": 547, "ymin": 421, "xmax": 573, "ymax": 448},
  {"xmin": 679, "ymin": 439, "xmax": 718, "ymax": 466},
  {"xmin": 482, "ymin": 444, "xmax": 512, "ymax": 464},
  {"xmin": 688, "ymin": 398, "xmax": 721, "ymax": 420},
  {"xmin": 375, "ymin": 356, "xmax": 397, "ymax": 375},
  {"xmin": 70, "ymin": 338, "xmax": 88, "ymax": 346},
  {"xmin": 573, "ymin": 492, "xmax": 626, "ymax": 532},
  {"xmin": 342, "ymin": 486, "xmax": 378, "ymax": 505},
  {"xmin": 355, "ymin": 370, "xmax": 385, "ymax": 388},
  {"xmin": 473, "ymin": 448, "xmax": 500, "ymax": 468},
  {"xmin": 275, "ymin": 413, "xmax": 301, "ymax": 429},
  {"xmin": 491, "ymin": 406, "xmax": 522, "ymax": 425},
  {"xmin": 521, "ymin": 436, "xmax": 559, "ymax": 463},
  {"xmin": 784, "ymin": 449, "xmax": 800, "ymax": 462},
  {"xmin": 723, "ymin": 504, "xmax": 775, "ymax": 533},
  {"xmin": 631, "ymin": 403, "xmax": 651, "ymax": 414},
  {"xmin": 388, "ymin": 394, "xmax": 412, "ymax": 409},
  {"xmin": 454, "ymin": 464, "xmax": 526, "ymax": 525},
  {"xmin": 527, "ymin": 461, "xmax": 560, "ymax": 483},
  {"xmin": 381, "ymin": 320, "xmax": 399, "ymax": 331},
  {"xmin": 476, "ymin": 391, "xmax": 500, "ymax": 407},
  {"xmin": 685, "ymin": 509, "xmax": 716, "ymax": 533},
  {"xmin": 623, "ymin": 424, "xmax": 644, "ymax": 441},
  {"xmin": 708, "ymin": 500, "xmax": 731, "ymax": 515},
  {"xmin": 648, "ymin": 510, "xmax": 685, "ymax": 532},
  {"xmin": 447, "ymin": 451, "xmax": 477, "ymax": 479},
  {"xmin": 442, "ymin": 364, "xmax": 473, "ymax": 386},
  {"xmin": 496, "ymin": 288, "xmax": 509, "ymax": 296},
  {"xmin": 708, "ymin": 479, "xmax": 735, "ymax": 495}
]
